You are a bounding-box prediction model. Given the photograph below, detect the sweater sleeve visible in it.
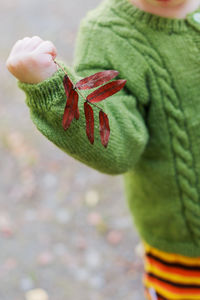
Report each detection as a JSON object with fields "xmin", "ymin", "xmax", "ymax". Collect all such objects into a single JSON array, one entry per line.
[{"xmin": 18, "ymin": 17, "xmax": 150, "ymax": 175}]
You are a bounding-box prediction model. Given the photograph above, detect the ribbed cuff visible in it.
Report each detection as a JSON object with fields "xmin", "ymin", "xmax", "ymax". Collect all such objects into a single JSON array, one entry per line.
[{"xmin": 18, "ymin": 61, "xmax": 73, "ymax": 112}]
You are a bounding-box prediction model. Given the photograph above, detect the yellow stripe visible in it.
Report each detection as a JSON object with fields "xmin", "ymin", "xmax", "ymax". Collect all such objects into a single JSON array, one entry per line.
[
  {"xmin": 143, "ymin": 277, "xmax": 200, "ymax": 300},
  {"xmin": 143, "ymin": 241, "xmax": 200, "ymax": 266},
  {"xmin": 145, "ymin": 261, "xmax": 200, "ymax": 285}
]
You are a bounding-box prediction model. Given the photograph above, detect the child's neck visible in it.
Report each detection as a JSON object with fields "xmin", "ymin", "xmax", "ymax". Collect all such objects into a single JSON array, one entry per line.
[{"xmin": 129, "ymin": 0, "xmax": 200, "ymax": 19}]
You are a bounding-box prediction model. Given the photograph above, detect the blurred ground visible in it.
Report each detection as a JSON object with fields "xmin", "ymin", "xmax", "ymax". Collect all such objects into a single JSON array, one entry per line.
[{"xmin": 0, "ymin": 0, "xmax": 145, "ymax": 299}]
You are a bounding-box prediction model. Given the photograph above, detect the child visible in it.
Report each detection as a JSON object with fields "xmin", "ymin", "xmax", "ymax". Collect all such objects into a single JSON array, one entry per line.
[{"xmin": 6, "ymin": 0, "xmax": 200, "ymax": 298}]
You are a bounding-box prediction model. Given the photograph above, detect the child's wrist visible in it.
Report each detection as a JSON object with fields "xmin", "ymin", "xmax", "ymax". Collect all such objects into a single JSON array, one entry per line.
[{"xmin": 18, "ymin": 65, "xmax": 65, "ymax": 111}]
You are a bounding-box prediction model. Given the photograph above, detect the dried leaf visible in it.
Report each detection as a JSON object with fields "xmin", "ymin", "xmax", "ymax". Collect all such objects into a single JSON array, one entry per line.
[
  {"xmin": 63, "ymin": 74, "xmax": 73, "ymax": 98},
  {"xmin": 107, "ymin": 230, "xmax": 123, "ymax": 245},
  {"xmin": 84, "ymin": 102, "xmax": 94, "ymax": 144},
  {"xmin": 0, "ymin": 213, "xmax": 14, "ymax": 238},
  {"xmin": 62, "ymin": 89, "xmax": 79, "ymax": 130},
  {"xmin": 87, "ymin": 212, "xmax": 102, "ymax": 226},
  {"xmin": 37, "ymin": 252, "xmax": 54, "ymax": 266},
  {"xmin": 99, "ymin": 110, "xmax": 110, "ymax": 148},
  {"xmin": 96, "ymin": 222, "xmax": 108, "ymax": 234},
  {"xmin": 85, "ymin": 189, "xmax": 99, "ymax": 207},
  {"xmin": 86, "ymin": 79, "xmax": 126, "ymax": 103},
  {"xmin": 135, "ymin": 242, "xmax": 145, "ymax": 258},
  {"xmin": 25, "ymin": 289, "xmax": 49, "ymax": 300},
  {"xmin": 75, "ymin": 70, "xmax": 119, "ymax": 90},
  {"xmin": 4, "ymin": 258, "xmax": 17, "ymax": 271},
  {"xmin": 74, "ymin": 104, "xmax": 80, "ymax": 121},
  {"xmin": 74, "ymin": 236, "xmax": 87, "ymax": 250},
  {"xmin": 61, "ymin": 69, "xmax": 126, "ymax": 146}
]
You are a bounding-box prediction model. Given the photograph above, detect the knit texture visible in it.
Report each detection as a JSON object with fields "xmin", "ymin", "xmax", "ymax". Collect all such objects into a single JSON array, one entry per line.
[{"xmin": 18, "ymin": 0, "xmax": 200, "ymax": 256}]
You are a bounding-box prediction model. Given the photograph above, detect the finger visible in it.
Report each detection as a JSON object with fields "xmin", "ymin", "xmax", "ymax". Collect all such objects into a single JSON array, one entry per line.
[
  {"xmin": 9, "ymin": 39, "xmax": 23, "ymax": 55},
  {"xmin": 10, "ymin": 37, "xmax": 32, "ymax": 54},
  {"xmin": 24, "ymin": 36, "xmax": 43, "ymax": 51},
  {"xmin": 31, "ymin": 36, "xmax": 43, "ymax": 43},
  {"xmin": 21, "ymin": 37, "xmax": 32, "ymax": 46},
  {"xmin": 34, "ymin": 40, "xmax": 57, "ymax": 59}
]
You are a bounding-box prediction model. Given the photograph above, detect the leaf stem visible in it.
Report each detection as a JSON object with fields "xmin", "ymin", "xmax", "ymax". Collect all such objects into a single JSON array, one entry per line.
[
  {"xmin": 54, "ymin": 59, "xmax": 103, "ymax": 112},
  {"xmin": 54, "ymin": 60, "xmax": 67, "ymax": 75},
  {"xmin": 74, "ymin": 88, "xmax": 103, "ymax": 111}
]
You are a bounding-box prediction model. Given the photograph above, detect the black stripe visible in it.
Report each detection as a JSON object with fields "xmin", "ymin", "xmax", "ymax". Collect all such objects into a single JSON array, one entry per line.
[
  {"xmin": 146, "ymin": 252, "xmax": 200, "ymax": 271},
  {"xmin": 156, "ymin": 291, "xmax": 168, "ymax": 300},
  {"xmin": 147, "ymin": 272, "xmax": 200, "ymax": 289}
]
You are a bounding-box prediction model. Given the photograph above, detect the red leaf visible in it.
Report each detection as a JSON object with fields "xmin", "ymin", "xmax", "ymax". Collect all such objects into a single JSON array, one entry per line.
[
  {"xmin": 63, "ymin": 75, "xmax": 73, "ymax": 98},
  {"xmin": 62, "ymin": 89, "xmax": 79, "ymax": 130},
  {"xmin": 86, "ymin": 79, "xmax": 126, "ymax": 103},
  {"xmin": 74, "ymin": 106, "xmax": 80, "ymax": 120},
  {"xmin": 75, "ymin": 70, "xmax": 119, "ymax": 90},
  {"xmin": 99, "ymin": 110, "xmax": 110, "ymax": 148},
  {"xmin": 84, "ymin": 102, "xmax": 94, "ymax": 144}
]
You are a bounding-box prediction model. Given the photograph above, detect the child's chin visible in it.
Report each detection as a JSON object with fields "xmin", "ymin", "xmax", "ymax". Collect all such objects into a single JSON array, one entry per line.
[{"xmin": 145, "ymin": 0, "xmax": 186, "ymax": 7}]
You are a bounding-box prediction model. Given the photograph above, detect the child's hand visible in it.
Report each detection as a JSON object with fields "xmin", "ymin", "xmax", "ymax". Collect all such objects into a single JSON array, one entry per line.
[{"xmin": 6, "ymin": 36, "xmax": 58, "ymax": 84}]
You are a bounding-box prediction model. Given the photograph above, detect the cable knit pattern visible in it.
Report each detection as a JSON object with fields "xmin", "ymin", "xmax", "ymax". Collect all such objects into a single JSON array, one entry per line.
[
  {"xmin": 160, "ymin": 68, "xmax": 200, "ymax": 242},
  {"xmin": 18, "ymin": 0, "xmax": 200, "ymax": 256},
  {"xmin": 126, "ymin": 26, "xmax": 200, "ymax": 244}
]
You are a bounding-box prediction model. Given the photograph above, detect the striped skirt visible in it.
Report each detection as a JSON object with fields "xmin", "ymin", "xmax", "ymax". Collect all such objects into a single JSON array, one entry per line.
[{"xmin": 142, "ymin": 241, "xmax": 200, "ymax": 300}]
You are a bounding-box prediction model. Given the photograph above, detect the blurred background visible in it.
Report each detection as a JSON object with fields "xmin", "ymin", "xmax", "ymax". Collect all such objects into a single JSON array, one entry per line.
[{"xmin": 0, "ymin": 0, "xmax": 145, "ymax": 299}]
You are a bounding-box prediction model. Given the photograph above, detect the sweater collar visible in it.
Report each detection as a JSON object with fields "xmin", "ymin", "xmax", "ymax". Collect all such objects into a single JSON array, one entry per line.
[{"xmin": 111, "ymin": 0, "xmax": 200, "ymax": 33}]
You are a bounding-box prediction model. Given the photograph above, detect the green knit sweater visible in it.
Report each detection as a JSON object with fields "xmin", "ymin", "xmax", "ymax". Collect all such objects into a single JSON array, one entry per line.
[{"xmin": 18, "ymin": 0, "xmax": 200, "ymax": 256}]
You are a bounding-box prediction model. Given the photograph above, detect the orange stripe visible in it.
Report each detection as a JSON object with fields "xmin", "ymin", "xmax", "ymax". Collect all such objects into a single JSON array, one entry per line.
[
  {"xmin": 145, "ymin": 256, "xmax": 200, "ymax": 277},
  {"xmin": 145, "ymin": 261, "xmax": 200, "ymax": 284},
  {"xmin": 145, "ymin": 274, "xmax": 200, "ymax": 295},
  {"xmin": 144, "ymin": 277, "xmax": 200, "ymax": 300}
]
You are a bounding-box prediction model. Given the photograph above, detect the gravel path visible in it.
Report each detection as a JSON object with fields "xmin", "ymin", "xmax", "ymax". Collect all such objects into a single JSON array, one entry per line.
[{"xmin": 0, "ymin": 1, "xmax": 145, "ymax": 299}]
